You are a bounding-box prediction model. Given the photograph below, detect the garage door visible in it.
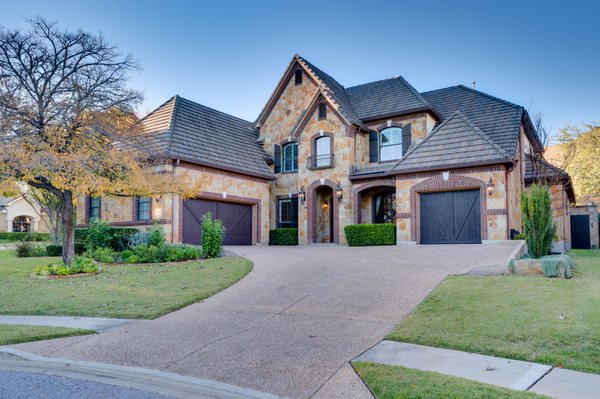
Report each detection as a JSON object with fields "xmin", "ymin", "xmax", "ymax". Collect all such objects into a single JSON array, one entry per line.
[
  {"xmin": 182, "ymin": 199, "xmax": 253, "ymax": 245},
  {"xmin": 420, "ymin": 190, "xmax": 481, "ymax": 244}
]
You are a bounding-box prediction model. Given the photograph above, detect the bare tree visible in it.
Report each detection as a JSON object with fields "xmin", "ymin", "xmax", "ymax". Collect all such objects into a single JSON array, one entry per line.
[{"xmin": 532, "ymin": 110, "xmax": 550, "ymax": 148}]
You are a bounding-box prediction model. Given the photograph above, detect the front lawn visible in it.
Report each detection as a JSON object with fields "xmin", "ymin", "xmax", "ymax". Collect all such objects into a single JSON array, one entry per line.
[
  {"xmin": 354, "ymin": 362, "xmax": 548, "ymax": 399},
  {"xmin": 0, "ymin": 324, "xmax": 93, "ymax": 346},
  {"xmin": 387, "ymin": 249, "xmax": 600, "ymax": 374},
  {"xmin": 0, "ymin": 250, "xmax": 252, "ymax": 319}
]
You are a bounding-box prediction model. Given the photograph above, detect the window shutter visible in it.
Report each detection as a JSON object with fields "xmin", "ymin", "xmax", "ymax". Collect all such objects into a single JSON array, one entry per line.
[
  {"xmin": 274, "ymin": 144, "xmax": 281, "ymax": 173},
  {"xmin": 292, "ymin": 198, "xmax": 298, "ymax": 228},
  {"xmin": 402, "ymin": 124, "xmax": 412, "ymax": 155},
  {"xmin": 85, "ymin": 196, "xmax": 91, "ymax": 221},
  {"xmin": 369, "ymin": 131, "xmax": 379, "ymax": 163}
]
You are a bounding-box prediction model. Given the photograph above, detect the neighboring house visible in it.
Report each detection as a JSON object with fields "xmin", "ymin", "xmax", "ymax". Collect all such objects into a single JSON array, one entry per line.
[
  {"xmin": 0, "ymin": 196, "xmax": 48, "ymax": 233},
  {"xmin": 78, "ymin": 54, "xmax": 573, "ymax": 247}
]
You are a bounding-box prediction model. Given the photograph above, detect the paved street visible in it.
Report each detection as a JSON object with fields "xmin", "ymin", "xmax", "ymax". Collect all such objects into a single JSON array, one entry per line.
[{"xmin": 12, "ymin": 243, "xmax": 517, "ymax": 398}]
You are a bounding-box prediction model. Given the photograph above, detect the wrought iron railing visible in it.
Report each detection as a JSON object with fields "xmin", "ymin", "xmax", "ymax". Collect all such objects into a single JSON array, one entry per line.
[{"xmin": 307, "ymin": 154, "xmax": 335, "ymax": 170}]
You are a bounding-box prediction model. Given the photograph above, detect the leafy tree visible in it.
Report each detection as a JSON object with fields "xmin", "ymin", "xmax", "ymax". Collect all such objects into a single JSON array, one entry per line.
[
  {"xmin": 557, "ymin": 123, "xmax": 600, "ymax": 200},
  {"xmin": 0, "ymin": 19, "xmax": 201, "ymax": 265},
  {"xmin": 521, "ymin": 184, "xmax": 556, "ymax": 258},
  {"xmin": 20, "ymin": 184, "xmax": 63, "ymax": 245}
]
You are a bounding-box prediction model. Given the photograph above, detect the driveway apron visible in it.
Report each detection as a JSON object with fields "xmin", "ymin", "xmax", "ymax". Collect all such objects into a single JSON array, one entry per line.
[{"xmin": 11, "ymin": 243, "xmax": 517, "ymax": 398}]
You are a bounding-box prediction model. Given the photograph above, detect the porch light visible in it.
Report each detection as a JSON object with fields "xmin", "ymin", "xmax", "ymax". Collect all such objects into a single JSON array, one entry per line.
[
  {"xmin": 487, "ymin": 178, "xmax": 494, "ymax": 196},
  {"xmin": 322, "ymin": 201, "xmax": 329, "ymax": 210},
  {"xmin": 298, "ymin": 186, "xmax": 306, "ymax": 205},
  {"xmin": 336, "ymin": 183, "xmax": 343, "ymax": 200}
]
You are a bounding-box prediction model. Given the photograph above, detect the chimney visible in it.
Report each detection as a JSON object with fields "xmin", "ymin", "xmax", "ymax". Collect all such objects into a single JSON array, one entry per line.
[{"xmin": 472, "ymin": 81, "xmax": 476, "ymax": 90}]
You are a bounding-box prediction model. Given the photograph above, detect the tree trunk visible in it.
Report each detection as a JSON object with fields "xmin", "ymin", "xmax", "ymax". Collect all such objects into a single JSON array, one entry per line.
[{"xmin": 62, "ymin": 190, "xmax": 76, "ymax": 266}]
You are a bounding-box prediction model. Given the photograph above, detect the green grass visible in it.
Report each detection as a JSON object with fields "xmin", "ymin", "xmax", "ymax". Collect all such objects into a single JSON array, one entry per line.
[
  {"xmin": 0, "ymin": 250, "xmax": 252, "ymax": 319},
  {"xmin": 354, "ymin": 362, "xmax": 548, "ymax": 399},
  {"xmin": 387, "ymin": 249, "xmax": 600, "ymax": 374},
  {"xmin": 0, "ymin": 324, "xmax": 93, "ymax": 345}
]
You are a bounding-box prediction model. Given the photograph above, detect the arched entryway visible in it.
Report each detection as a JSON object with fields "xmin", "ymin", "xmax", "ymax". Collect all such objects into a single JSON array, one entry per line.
[
  {"xmin": 353, "ymin": 180, "xmax": 396, "ymax": 225},
  {"xmin": 12, "ymin": 215, "xmax": 32, "ymax": 232},
  {"xmin": 307, "ymin": 179, "xmax": 340, "ymax": 244}
]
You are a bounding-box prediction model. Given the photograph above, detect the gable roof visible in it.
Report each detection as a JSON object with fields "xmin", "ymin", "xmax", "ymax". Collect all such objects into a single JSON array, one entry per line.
[
  {"xmin": 393, "ymin": 111, "xmax": 511, "ymax": 173},
  {"xmin": 0, "ymin": 196, "xmax": 18, "ymax": 206},
  {"xmin": 421, "ymin": 85, "xmax": 535, "ymax": 158},
  {"xmin": 142, "ymin": 96, "xmax": 274, "ymax": 179},
  {"xmin": 346, "ymin": 76, "xmax": 437, "ymax": 121},
  {"xmin": 524, "ymin": 154, "xmax": 575, "ymax": 204}
]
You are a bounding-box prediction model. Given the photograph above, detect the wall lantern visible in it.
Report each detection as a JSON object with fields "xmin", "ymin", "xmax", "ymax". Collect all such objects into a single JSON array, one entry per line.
[
  {"xmin": 298, "ymin": 186, "xmax": 306, "ymax": 205},
  {"xmin": 322, "ymin": 201, "xmax": 329, "ymax": 210},
  {"xmin": 335, "ymin": 183, "xmax": 343, "ymax": 200},
  {"xmin": 486, "ymin": 178, "xmax": 494, "ymax": 196}
]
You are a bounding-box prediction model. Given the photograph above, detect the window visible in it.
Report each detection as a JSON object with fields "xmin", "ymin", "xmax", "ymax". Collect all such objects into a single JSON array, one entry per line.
[
  {"xmin": 137, "ymin": 196, "xmax": 151, "ymax": 221},
  {"xmin": 12, "ymin": 216, "xmax": 31, "ymax": 232},
  {"xmin": 318, "ymin": 102, "xmax": 327, "ymax": 119},
  {"xmin": 294, "ymin": 69, "xmax": 303, "ymax": 85},
  {"xmin": 278, "ymin": 198, "xmax": 298, "ymax": 228},
  {"xmin": 282, "ymin": 142, "xmax": 298, "ymax": 172},
  {"xmin": 89, "ymin": 197, "xmax": 101, "ymax": 220},
  {"xmin": 379, "ymin": 127, "xmax": 403, "ymax": 161},
  {"xmin": 315, "ymin": 136, "xmax": 332, "ymax": 167},
  {"xmin": 373, "ymin": 192, "xmax": 396, "ymax": 224}
]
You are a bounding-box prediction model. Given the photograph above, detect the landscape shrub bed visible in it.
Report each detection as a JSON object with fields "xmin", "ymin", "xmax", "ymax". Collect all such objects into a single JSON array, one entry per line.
[
  {"xmin": 16, "ymin": 242, "xmax": 47, "ymax": 257},
  {"xmin": 344, "ymin": 224, "xmax": 396, "ymax": 246},
  {"xmin": 0, "ymin": 232, "xmax": 50, "ymax": 241},
  {"xmin": 269, "ymin": 228, "xmax": 298, "ymax": 245},
  {"xmin": 33, "ymin": 257, "xmax": 98, "ymax": 276},
  {"xmin": 76, "ymin": 221, "xmax": 138, "ymax": 252},
  {"xmin": 45, "ymin": 242, "xmax": 86, "ymax": 256}
]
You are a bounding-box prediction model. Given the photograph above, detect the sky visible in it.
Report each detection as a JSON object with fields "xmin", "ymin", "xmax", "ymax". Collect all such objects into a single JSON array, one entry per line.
[{"xmin": 1, "ymin": 0, "xmax": 599, "ymax": 140}]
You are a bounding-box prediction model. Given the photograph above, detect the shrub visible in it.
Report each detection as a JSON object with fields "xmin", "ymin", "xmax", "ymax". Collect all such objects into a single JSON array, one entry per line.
[
  {"xmin": 33, "ymin": 257, "xmax": 98, "ymax": 276},
  {"xmin": 521, "ymin": 184, "xmax": 556, "ymax": 258},
  {"xmin": 16, "ymin": 241, "xmax": 47, "ymax": 257},
  {"xmin": 125, "ymin": 243, "xmax": 201, "ymax": 263},
  {"xmin": 513, "ymin": 232, "xmax": 526, "ymax": 240},
  {"xmin": 128, "ymin": 232, "xmax": 150, "ymax": 248},
  {"xmin": 541, "ymin": 254, "xmax": 574, "ymax": 279},
  {"xmin": 344, "ymin": 224, "xmax": 396, "ymax": 246},
  {"xmin": 201, "ymin": 213, "xmax": 225, "ymax": 258},
  {"xmin": 0, "ymin": 232, "xmax": 50, "ymax": 241},
  {"xmin": 78, "ymin": 221, "xmax": 138, "ymax": 252},
  {"xmin": 148, "ymin": 227, "xmax": 166, "ymax": 247},
  {"xmin": 44, "ymin": 242, "xmax": 86, "ymax": 257},
  {"xmin": 269, "ymin": 228, "xmax": 298, "ymax": 245},
  {"xmin": 88, "ymin": 247, "xmax": 117, "ymax": 263},
  {"xmin": 45, "ymin": 244, "xmax": 62, "ymax": 256}
]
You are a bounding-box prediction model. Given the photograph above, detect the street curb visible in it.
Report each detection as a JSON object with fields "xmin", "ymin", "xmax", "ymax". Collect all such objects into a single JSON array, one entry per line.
[{"xmin": 0, "ymin": 348, "xmax": 287, "ymax": 399}]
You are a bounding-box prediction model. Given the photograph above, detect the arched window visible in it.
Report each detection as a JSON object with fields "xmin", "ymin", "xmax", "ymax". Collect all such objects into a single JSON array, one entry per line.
[
  {"xmin": 12, "ymin": 216, "xmax": 32, "ymax": 232},
  {"xmin": 282, "ymin": 142, "xmax": 298, "ymax": 172},
  {"xmin": 315, "ymin": 136, "xmax": 332, "ymax": 167},
  {"xmin": 379, "ymin": 127, "xmax": 403, "ymax": 161}
]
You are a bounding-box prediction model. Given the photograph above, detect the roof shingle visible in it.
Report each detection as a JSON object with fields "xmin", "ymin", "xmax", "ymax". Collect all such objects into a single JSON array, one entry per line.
[{"xmin": 142, "ymin": 96, "xmax": 274, "ymax": 179}]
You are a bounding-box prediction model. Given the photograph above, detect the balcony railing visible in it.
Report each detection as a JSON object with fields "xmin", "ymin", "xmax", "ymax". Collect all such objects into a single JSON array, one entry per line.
[{"xmin": 307, "ymin": 154, "xmax": 335, "ymax": 170}]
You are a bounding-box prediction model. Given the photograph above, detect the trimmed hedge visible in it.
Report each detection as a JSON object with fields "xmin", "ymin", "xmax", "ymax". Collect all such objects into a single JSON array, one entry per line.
[
  {"xmin": 344, "ymin": 224, "xmax": 396, "ymax": 246},
  {"xmin": 45, "ymin": 242, "xmax": 86, "ymax": 256},
  {"xmin": 0, "ymin": 232, "xmax": 50, "ymax": 241},
  {"xmin": 269, "ymin": 228, "xmax": 298, "ymax": 246},
  {"xmin": 541, "ymin": 254, "xmax": 574, "ymax": 279}
]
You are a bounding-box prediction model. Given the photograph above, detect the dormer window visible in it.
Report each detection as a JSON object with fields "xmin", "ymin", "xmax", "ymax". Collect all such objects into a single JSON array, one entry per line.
[
  {"xmin": 318, "ymin": 102, "xmax": 327, "ymax": 120},
  {"xmin": 294, "ymin": 69, "xmax": 303, "ymax": 85}
]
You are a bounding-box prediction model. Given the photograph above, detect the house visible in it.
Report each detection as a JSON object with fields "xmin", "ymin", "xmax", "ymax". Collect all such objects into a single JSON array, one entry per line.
[
  {"xmin": 0, "ymin": 196, "xmax": 48, "ymax": 233},
  {"xmin": 77, "ymin": 54, "xmax": 573, "ymax": 247}
]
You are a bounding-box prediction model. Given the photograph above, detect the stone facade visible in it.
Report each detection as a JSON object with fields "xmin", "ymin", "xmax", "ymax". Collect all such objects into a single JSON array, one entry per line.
[{"xmin": 395, "ymin": 166, "xmax": 510, "ymax": 243}]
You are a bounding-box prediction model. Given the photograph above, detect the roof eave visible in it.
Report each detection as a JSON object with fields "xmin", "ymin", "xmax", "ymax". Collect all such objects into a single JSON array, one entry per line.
[
  {"xmin": 391, "ymin": 158, "xmax": 515, "ymax": 175},
  {"xmin": 359, "ymin": 106, "xmax": 441, "ymax": 123},
  {"xmin": 173, "ymin": 157, "xmax": 276, "ymax": 181}
]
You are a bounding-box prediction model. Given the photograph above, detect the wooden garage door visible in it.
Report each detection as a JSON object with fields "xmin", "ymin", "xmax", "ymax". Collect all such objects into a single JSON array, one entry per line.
[
  {"xmin": 420, "ymin": 190, "xmax": 481, "ymax": 244},
  {"xmin": 182, "ymin": 199, "xmax": 253, "ymax": 245},
  {"xmin": 571, "ymin": 215, "xmax": 591, "ymax": 249}
]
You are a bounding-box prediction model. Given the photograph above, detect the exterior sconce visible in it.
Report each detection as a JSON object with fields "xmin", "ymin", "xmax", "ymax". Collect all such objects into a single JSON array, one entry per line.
[
  {"xmin": 322, "ymin": 201, "xmax": 329, "ymax": 210},
  {"xmin": 487, "ymin": 178, "xmax": 494, "ymax": 196},
  {"xmin": 335, "ymin": 183, "xmax": 343, "ymax": 200},
  {"xmin": 298, "ymin": 186, "xmax": 306, "ymax": 205}
]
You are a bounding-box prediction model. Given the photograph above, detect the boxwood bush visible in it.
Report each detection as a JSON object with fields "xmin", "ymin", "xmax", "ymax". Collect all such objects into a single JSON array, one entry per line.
[
  {"xmin": 269, "ymin": 228, "xmax": 298, "ymax": 246},
  {"xmin": 0, "ymin": 232, "xmax": 50, "ymax": 241},
  {"xmin": 45, "ymin": 242, "xmax": 86, "ymax": 256},
  {"xmin": 344, "ymin": 224, "xmax": 396, "ymax": 246},
  {"xmin": 76, "ymin": 221, "xmax": 138, "ymax": 252}
]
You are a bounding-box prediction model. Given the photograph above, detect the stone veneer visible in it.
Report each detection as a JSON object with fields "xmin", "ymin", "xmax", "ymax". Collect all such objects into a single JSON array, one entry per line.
[{"xmin": 395, "ymin": 166, "xmax": 510, "ymax": 243}]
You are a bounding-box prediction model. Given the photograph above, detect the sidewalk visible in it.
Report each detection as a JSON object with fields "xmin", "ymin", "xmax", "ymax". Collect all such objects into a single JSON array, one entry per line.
[
  {"xmin": 354, "ymin": 341, "xmax": 600, "ymax": 399},
  {"xmin": 0, "ymin": 316, "xmax": 138, "ymax": 332}
]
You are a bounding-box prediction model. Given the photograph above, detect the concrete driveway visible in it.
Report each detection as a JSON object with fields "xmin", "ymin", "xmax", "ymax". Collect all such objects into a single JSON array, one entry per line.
[{"xmin": 13, "ymin": 243, "xmax": 517, "ymax": 398}]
